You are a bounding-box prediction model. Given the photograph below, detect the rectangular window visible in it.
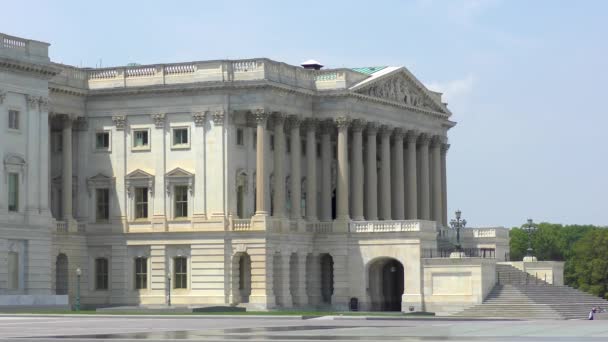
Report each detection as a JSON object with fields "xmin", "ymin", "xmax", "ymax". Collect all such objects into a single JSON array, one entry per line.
[
  {"xmin": 96, "ymin": 188, "xmax": 110, "ymax": 221},
  {"xmin": 95, "ymin": 132, "xmax": 110, "ymax": 150},
  {"xmin": 301, "ymin": 139, "xmax": 306, "ymax": 156},
  {"xmin": 174, "ymin": 185, "xmax": 188, "ymax": 218},
  {"xmin": 8, "ymin": 252, "xmax": 18, "ymax": 290},
  {"xmin": 133, "ymin": 130, "xmax": 149, "ymax": 148},
  {"xmin": 135, "ymin": 187, "xmax": 148, "ymax": 219},
  {"xmin": 134, "ymin": 257, "xmax": 147, "ymax": 290},
  {"xmin": 174, "ymin": 257, "xmax": 188, "ymax": 289},
  {"xmin": 95, "ymin": 258, "xmax": 109, "ymax": 290},
  {"xmin": 8, "ymin": 173, "xmax": 18, "ymax": 212},
  {"xmin": 8, "ymin": 110, "xmax": 19, "ymax": 130},
  {"xmin": 173, "ymin": 128, "xmax": 188, "ymax": 146},
  {"xmin": 236, "ymin": 128, "xmax": 244, "ymax": 146}
]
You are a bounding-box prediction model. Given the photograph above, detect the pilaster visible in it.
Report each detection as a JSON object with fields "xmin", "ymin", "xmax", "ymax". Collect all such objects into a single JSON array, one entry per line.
[{"xmin": 151, "ymin": 113, "xmax": 167, "ymax": 229}]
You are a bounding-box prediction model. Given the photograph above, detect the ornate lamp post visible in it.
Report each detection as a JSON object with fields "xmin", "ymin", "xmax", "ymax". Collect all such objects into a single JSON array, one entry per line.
[
  {"xmin": 75, "ymin": 267, "xmax": 82, "ymax": 311},
  {"xmin": 522, "ymin": 218, "xmax": 538, "ymax": 261},
  {"xmin": 450, "ymin": 210, "xmax": 467, "ymax": 251},
  {"xmin": 167, "ymin": 272, "xmax": 172, "ymax": 306}
]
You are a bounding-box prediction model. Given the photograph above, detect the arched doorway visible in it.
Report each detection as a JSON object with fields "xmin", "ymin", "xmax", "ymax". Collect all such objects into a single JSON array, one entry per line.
[
  {"xmin": 55, "ymin": 253, "xmax": 69, "ymax": 295},
  {"xmin": 368, "ymin": 258, "xmax": 404, "ymax": 311},
  {"xmin": 320, "ymin": 253, "xmax": 334, "ymax": 304}
]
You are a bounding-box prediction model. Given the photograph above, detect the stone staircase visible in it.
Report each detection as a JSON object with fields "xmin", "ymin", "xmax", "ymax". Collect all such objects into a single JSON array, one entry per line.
[{"xmin": 451, "ymin": 264, "xmax": 608, "ymax": 320}]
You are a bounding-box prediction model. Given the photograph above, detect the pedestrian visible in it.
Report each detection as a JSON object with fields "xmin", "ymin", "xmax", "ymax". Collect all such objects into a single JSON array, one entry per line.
[{"xmin": 588, "ymin": 307, "xmax": 597, "ymax": 320}]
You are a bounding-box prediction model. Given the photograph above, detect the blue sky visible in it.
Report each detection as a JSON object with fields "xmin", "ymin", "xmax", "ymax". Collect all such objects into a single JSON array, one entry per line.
[{"xmin": 3, "ymin": 0, "xmax": 606, "ymax": 227}]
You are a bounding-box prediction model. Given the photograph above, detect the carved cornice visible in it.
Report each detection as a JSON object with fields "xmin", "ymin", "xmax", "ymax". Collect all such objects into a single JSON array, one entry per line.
[
  {"xmin": 112, "ymin": 115, "xmax": 126, "ymax": 131},
  {"xmin": 335, "ymin": 116, "xmax": 351, "ymax": 130},
  {"xmin": 151, "ymin": 113, "xmax": 165, "ymax": 129},
  {"xmin": 192, "ymin": 112, "xmax": 206, "ymax": 127},
  {"xmin": 212, "ymin": 110, "xmax": 225, "ymax": 125}
]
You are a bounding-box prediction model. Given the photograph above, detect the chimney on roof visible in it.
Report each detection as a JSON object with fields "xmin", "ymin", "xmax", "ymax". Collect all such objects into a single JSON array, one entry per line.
[{"xmin": 301, "ymin": 59, "xmax": 323, "ymax": 70}]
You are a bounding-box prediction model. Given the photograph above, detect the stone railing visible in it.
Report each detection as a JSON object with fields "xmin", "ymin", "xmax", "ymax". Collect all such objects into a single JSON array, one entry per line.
[
  {"xmin": 47, "ymin": 58, "xmax": 366, "ymax": 92},
  {"xmin": 464, "ymin": 227, "xmax": 509, "ymax": 239},
  {"xmin": 349, "ymin": 220, "xmax": 436, "ymax": 233},
  {"xmin": 305, "ymin": 221, "xmax": 333, "ymax": 233},
  {"xmin": 55, "ymin": 221, "xmax": 68, "ymax": 233},
  {"xmin": 232, "ymin": 219, "xmax": 252, "ymax": 231},
  {"xmin": 0, "ymin": 33, "xmax": 50, "ymax": 63}
]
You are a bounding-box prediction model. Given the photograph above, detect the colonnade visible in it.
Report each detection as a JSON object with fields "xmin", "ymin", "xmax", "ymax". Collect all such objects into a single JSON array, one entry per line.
[{"xmin": 253, "ymin": 112, "xmax": 450, "ymax": 226}]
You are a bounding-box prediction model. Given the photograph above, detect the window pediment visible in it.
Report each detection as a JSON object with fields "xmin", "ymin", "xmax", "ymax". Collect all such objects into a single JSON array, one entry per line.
[
  {"xmin": 3, "ymin": 154, "xmax": 26, "ymax": 183},
  {"xmin": 86, "ymin": 173, "xmax": 115, "ymax": 197},
  {"xmin": 125, "ymin": 169, "xmax": 154, "ymax": 197},
  {"xmin": 165, "ymin": 167, "xmax": 194, "ymax": 195}
]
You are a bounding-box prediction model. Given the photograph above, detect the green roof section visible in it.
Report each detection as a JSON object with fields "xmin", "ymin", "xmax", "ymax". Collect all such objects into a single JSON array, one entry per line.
[{"xmin": 351, "ymin": 66, "xmax": 388, "ymax": 75}]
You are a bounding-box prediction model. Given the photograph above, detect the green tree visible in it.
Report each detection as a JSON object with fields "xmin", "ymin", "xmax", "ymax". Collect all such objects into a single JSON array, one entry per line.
[{"xmin": 570, "ymin": 229, "xmax": 608, "ymax": 299}]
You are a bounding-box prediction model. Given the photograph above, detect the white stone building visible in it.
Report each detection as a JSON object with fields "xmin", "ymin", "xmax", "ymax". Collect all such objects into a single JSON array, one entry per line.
[{"xmin": 0, "ymin": 33, "xmax": 520, "ymax": 314}]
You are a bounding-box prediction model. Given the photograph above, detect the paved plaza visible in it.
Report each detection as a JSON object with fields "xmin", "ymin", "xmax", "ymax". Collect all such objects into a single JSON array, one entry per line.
[{"xmin": 0, "ymin": 316, "xmax": 607, "ymax": 341}]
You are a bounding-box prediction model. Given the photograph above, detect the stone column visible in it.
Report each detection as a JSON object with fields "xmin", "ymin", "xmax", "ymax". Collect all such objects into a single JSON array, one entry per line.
[
  {"xmin": 304, "ymin": 120, "xmax": 317, "ymax": 221},
  {"xmin": 336, "ymin": 117, "xmax": 350, "ymax": 221},
  {"xmin": 61, "ymin": 116, "xmax": 74, "ymax": 223},
  {"xmin": 254, "ymin": 110, "xmax": 269, "ymax": 216},
  {"xmin": 365, "ymin": 123, "xmax": 378, "ymax": 220},
  {"xmin": 288, "ymin": 116, "xmax": 302, "ymax": 220},
  {"xmin": 379, "ymin": 125, "xmax": 392, "ymax": 220},
  {"xmin": 391, "ymin": 128, "xmax": 405, "ymax": 220},
  {"xmin": 418, "ymin": 134, "xmax": 431, "ymax": 220},
  {"xmin": 350, "ymin": 119, "xmax": 365, "ymax": 221},
  {"xmin": 25, "ymin": 96, "xmax": 39, "ymax": 215},
  {"xmin": 273, "ymin": 114, "xmax": 286, "ymax": 218},
  {"xmin": 431, "ymin": 136, "xmax": 444, "ymax": 225},
  {"xmin": 405, "ymin": 131, "xmax": 418, "ymax": 219},
  {"xmin": 441, "ymin": 143, "xmax": 450, "ymax": 226},
  {"xmin": 39, "ymin": 99, "xmax": 50, "ymax": 216},
  {"xmin": 320, "ymin": 121, "xmax": 332, "ymax": 221}
]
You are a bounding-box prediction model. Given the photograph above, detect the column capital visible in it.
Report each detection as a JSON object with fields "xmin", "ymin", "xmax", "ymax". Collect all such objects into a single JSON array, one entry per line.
[
  {"xmin": 212, "ymin": 110, "xmax": 225, "ymax": 125},
  {"xmin": 57, "ymin": 114, "xmax": 73, "ymax": 128},
  {"xmin": 366, "ymin": 121, "xmax": 379, "ymax": 135},
  {"xmin": 318, "ymin": 119, "xmax": 334, "ymax": 135},
  {"xmin": 112, "ymin": 115, "xmax": 126, "ymax": 131},
  {"xmin": 302, "ymin": 118, "xmax": 318, "ymax": 132},
  {"xmin": 286, "ymin": 115, "xmax": 302, "ymax": 130},
  {"xmin": 393, "ymin": 127, "xmax": 406, "ymax": 140},
  {"xmin": 379, "ymin": 124, "xmax": 393, "ymax": 137},
  {"xmin": 272, "ymin": 112, "xmax": 286, "ymax": 126},
  {"xmin": 192, "ymin": 112, "xmax": 207, "ymax": 127},
  {"xmin": 335, "ymin": 116, "xmax": 351, "ymax": 131},
  {"xmin": 441, "ymin": 143, "xmax": 451, "ymax": 153},
  {"xmin": 26, "ymin": 94, "xmax": 39, "ymax": 110},
  {"xmin": 406, "ymin": 129, "xmax": 419, "ymax": 143},
  {"xmin": 418, "ymin": 133, "xmax": 431, "ymax": 146},
  {"xmin": 252, "ymin": 108, "xmax": 270, "ymax": 125},
  {"xmin": 151, "ymin": 113, "xmax": 165, "ymax": 129},
  {"xmin": 431, "ymin": 135, "xmax": 447, "ymax": 147},
  {"xmin": 350, "ymin": 119, "xmax": 366, "ymax": 132},
  {"xmin": 39, "ymin": 97, "xmax": 49, "ymax": 111},
  {"xmin": 73, "ymin": 117, "xmax": 88, "ymax": 131}
]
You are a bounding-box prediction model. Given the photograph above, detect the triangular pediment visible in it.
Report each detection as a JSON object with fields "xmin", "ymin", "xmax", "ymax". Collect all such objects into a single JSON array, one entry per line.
[
  {"xmin": 3, "ymin": 154, "xmax": 26, "ymax": 166},
  {"xmin": 126, "ymin": 169, "xmax": 154, "ymax": 179},
  {"xmin": 88, "ymin": 173, "xmax": 112, "ymax": 182},
  {"xmin": 165, "ymin": 167, "xmax": 193, "ymax": 178},
  {"xmin": 350, "ymin": 67, "xmax": 450, "ymax": 115}
]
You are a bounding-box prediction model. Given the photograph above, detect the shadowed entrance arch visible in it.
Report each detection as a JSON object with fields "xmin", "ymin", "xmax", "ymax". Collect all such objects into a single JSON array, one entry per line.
[
  {"xmin": 368, "ymin": 258, "xmax": 404, "ymax": 311},
  {"xmin": 55, "ymin": 253, "xmax": 68, "ymax": 295},
  {"xmin": 232, "ymin": 252, "xmax": 251, "ymax": 304},
  {"xmin": 320, "ymin": 253, "xmax": 334, "ymax": 304}
]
